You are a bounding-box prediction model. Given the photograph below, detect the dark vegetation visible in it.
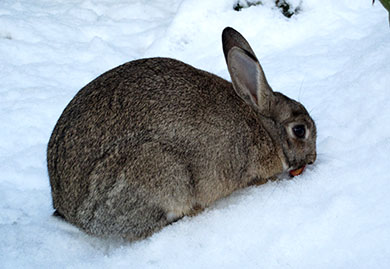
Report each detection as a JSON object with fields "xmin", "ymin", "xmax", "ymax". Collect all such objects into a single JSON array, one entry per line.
[{"xmin": 233, "ymin": 0, "xmax": 302, "ymax": 18}]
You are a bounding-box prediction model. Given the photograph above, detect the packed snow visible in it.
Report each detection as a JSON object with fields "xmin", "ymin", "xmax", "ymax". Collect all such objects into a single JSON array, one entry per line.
[{"xmin": 1, "ymin": 0, "xmax": 390, "ymax": 268}]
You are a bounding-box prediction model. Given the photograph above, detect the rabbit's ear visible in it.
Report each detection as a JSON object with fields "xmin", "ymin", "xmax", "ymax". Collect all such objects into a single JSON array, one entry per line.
[
  {"xmin": 222, "ymin": 27, "xmax": 257, "ymax": 64},
  {"xmin": 227, "ymin": 46, "xmax": 274, "ymax": 111}
]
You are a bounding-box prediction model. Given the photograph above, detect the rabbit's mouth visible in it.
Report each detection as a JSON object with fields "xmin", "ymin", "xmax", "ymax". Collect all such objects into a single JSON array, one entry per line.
[{"xmin": 289, "ymin": 166, "xmax": 306, "ymax": 177}]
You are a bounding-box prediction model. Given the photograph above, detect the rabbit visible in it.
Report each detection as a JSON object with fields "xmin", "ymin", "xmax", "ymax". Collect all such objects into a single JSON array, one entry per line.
[{"xmin": 47, "ymin": 27, "xmax": 317, "ymax": 241}]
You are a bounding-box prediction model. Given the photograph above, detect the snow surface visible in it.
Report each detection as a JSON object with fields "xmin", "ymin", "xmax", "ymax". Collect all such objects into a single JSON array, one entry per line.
[{"xmin": 1, "ymin": 0, "xmax": 390, "ymax": 268}]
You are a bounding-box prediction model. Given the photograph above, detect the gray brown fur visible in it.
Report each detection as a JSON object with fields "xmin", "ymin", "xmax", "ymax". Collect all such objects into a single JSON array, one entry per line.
[{"xmin": 47, "ymin": 27, "xmax": 316, "ymax": 241}]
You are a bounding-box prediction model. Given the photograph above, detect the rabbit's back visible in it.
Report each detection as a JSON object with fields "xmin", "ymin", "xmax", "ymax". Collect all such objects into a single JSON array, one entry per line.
[{"xmin": 48, "ymin": 57, "xmax": 270, "ymax": 239}]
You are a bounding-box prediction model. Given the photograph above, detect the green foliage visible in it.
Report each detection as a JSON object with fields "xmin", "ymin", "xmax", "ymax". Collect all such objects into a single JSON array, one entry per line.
[
  {"xmin": 378, "ymin": 0, "xmax": 390, "ymax": 11},
  {"xmin": 373, "ymin": 0, "xmax": 390, "ymax": 24}
]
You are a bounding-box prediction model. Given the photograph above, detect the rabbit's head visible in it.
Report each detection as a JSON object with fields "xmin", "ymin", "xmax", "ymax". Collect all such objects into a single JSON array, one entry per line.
[{"xmin": 222, "ymin": 27, "xmax": 316, "ymax": 174}]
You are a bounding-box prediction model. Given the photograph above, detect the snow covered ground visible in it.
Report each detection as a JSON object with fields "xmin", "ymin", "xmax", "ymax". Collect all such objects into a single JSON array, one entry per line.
[{"xmin": 1, "ymin": 0, "xmax": 390, "ymax": 268}]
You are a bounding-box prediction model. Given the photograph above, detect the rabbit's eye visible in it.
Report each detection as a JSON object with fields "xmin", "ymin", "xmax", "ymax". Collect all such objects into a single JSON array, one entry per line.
[{"xmin": 292, "ymin": 125, "xmax": 306, "ymax": 139}]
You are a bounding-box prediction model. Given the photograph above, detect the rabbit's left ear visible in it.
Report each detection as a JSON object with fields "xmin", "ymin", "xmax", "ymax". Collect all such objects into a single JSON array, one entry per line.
[
  {"xmin": 222, "ymin": 27, "xmax": 257, "ymax": 62},
  {"xmin": 222, "ymin": 27, "xmax": 274, "ymax": 112}
]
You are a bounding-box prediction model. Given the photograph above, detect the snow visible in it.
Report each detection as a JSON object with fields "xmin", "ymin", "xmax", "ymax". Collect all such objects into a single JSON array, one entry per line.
[{"xmin": 1, "ymin": 0, "xmax": 390, "ymax": 268}]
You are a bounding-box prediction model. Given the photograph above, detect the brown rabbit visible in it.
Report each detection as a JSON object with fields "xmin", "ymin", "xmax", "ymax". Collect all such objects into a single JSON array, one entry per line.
[{"xmin": 47, "ymin": 27, "xmax": 316, "ymax": 241}]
